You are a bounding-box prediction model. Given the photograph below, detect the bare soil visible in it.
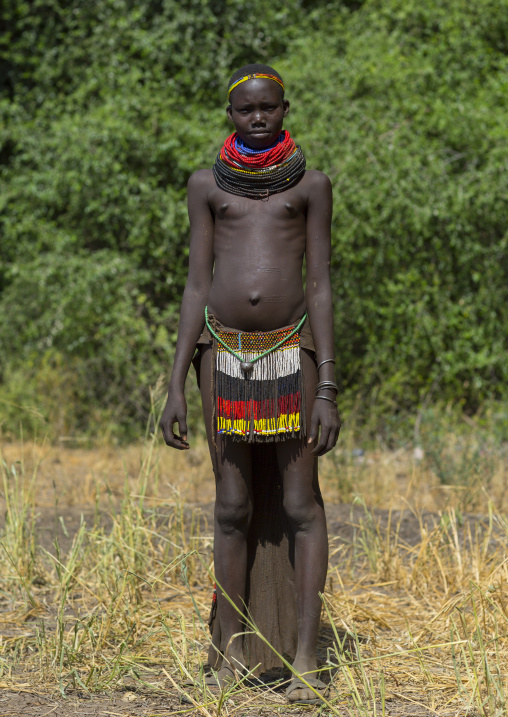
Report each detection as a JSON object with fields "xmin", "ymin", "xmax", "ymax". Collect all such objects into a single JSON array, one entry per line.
[
  {"xmin": 0, "ymin": 500, "xmax": 490, "ymax": 716},
  {"xmin": 1, "ymin": 440, "xmax": 504, "ymax": 715},
  {"xmin": 25, "ymin": 499, "xmax": 496, "ymax": 562},
  {"xmin": 0, "ymin": 688, "xmax": 440, "ymax": 716}
]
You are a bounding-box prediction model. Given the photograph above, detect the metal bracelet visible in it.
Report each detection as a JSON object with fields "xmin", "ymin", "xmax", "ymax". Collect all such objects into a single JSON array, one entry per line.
[
  {"xmin": 316, "ymin": 380, "xmax": 339, "ymax": 394},
  {"xmin": 317, "ymin": 358, "xmax": 336, "ymax": 371},
  {"xmin": 315, "ymin": 394, "xmax": 337, "ymax": 406}
]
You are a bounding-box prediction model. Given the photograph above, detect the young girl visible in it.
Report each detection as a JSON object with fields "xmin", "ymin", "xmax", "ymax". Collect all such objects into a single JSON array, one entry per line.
[{"xmin": 160, "ymin": 63, "xmax": 340, "ymax": 704}]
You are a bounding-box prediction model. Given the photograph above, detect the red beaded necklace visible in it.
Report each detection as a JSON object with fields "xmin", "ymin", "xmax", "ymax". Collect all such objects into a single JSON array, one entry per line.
[
  {"xmin": 220, "ymin": 131, "xmax": 297, "ymax": 169},
  {"xmin": 213, "ymin": 130, "xmax": 306, "ymax": 199}
]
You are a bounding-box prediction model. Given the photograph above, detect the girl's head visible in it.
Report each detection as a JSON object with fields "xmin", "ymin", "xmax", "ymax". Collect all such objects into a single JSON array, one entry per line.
[{"xmin": 226, "ymin": 64, "xmax": 289, "ymax": 150}]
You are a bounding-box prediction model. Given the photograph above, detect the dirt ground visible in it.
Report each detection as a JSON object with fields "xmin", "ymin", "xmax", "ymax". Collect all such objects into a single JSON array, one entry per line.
[
  {"xmin": 1, "ymin": 440, "xmax": 505, "ymax": 716},
  {"xmin": 0, "ymin": 690, "xmax": 444, "ymax": 717},
  {"xmin": 0, "ymin": 689, "xmax": 441, "ymax": 716},
  {"xmin": 1, "ymin": 689, "xmax": 180, "ymax": 716},
  {"xmin": 0, "ymin": 500, "xmax": 483, "ymax": 716},
  {"xmin": 9, "ymin": 500, "xmax": 449, "ymax": 559}
]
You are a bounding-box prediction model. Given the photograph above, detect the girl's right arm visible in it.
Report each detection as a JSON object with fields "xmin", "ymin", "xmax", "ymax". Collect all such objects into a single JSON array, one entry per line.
[{"xmin": 159, "ymin": 170, "xmax": 215, "ymax": 449}]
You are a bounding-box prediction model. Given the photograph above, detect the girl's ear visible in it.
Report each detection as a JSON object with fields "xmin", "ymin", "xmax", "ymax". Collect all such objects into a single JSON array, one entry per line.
[
  {"xmin": 226, "ymin": 104, "xmax": 233, "ymax": 122},
  {"xmin": 283, "ymin": 99, "xmax": 290, "ymax": 118}
]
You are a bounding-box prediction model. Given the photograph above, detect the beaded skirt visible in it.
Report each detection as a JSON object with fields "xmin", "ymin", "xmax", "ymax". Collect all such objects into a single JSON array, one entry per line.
[{"xmin": 213, "ymin": 323, "xmax": 305, "ymax": 441}]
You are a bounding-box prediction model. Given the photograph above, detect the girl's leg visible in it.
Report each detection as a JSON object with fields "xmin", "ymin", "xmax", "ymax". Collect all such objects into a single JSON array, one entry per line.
[
  {"xmin": 276, "ymin": 348, "xmax": 328, "ymax": 698},
  {"xmin": 200, "ymin": 346, "xmax": 252, "ymax": 673}
]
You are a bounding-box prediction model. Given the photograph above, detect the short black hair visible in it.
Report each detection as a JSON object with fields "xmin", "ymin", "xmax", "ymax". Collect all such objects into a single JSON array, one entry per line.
[{"xmin": 227, "ymin": 63, "xmax": 285, "ymax": 100}]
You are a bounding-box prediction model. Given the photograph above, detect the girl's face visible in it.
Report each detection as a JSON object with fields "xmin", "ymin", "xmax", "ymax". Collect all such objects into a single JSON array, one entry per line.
[{"xmin": 227, "ymin": 79, "xmax": 290, "ymax": 150}]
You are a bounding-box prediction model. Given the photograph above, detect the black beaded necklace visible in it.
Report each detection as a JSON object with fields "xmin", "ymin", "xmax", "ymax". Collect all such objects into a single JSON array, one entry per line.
[{"xmin": 213, "ymin": 133, "xmax": 306, "ymax": 199}]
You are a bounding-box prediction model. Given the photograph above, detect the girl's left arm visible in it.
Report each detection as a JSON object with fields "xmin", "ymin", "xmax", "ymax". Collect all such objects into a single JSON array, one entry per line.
[{"xmin": 305, "ymin": 170, "xmax": 341, "ymax": 456}]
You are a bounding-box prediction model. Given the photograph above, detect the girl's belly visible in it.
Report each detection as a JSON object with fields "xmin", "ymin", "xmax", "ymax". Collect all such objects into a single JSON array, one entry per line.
[{"xmin": 206, "ymin": 277, "xmax": 306, "ymax": 332}]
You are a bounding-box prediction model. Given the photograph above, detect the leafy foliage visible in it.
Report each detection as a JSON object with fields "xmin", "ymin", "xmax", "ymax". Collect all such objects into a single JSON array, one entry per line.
[{"xmin": 1, "ymin": 0, "xmax": 507, "ymax": 438}]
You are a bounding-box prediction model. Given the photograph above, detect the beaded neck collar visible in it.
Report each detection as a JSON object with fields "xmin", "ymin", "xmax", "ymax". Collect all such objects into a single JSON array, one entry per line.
[{"xmin": 213, "ymin": 130, "xmax": 306, "ymax": 199}]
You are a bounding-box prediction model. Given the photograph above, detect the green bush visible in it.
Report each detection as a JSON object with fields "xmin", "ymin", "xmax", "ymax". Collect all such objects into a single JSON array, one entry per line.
[
  {"xmin": 1, "ymin": 0, "xmax": 507, "ymax": 439},
  {"xmin": 283, "ymin": 0, "xmax": 508, "ymax": 410}
]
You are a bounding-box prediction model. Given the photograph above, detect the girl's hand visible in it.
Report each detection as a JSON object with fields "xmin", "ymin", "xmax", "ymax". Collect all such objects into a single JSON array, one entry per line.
[
  {"xmin": 160, "ymin": 389, "xmax": 190, "ymax": 449},
  {"xmin": 308, "ymin": 396, "xmax": 341, "ymax": 456}
]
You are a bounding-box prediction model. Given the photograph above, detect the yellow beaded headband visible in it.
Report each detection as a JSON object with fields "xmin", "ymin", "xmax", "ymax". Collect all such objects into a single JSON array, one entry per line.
[{"xmin": 228, "ymin": 73, "xmax": 285, "ymax": 98}]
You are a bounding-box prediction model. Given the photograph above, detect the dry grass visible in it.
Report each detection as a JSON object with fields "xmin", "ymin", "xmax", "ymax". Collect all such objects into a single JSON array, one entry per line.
[{"xmin": 1, "ymin": 417, "xmax": 508, "ymax": 715}]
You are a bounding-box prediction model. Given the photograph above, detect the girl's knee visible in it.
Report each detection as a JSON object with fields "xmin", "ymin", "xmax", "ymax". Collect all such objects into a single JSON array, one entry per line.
[
  {"xmin": 283, "ymin": 491, "xmax": 319, "ymax": 530},
  {"xmin": 216, "ymin": 494, "xmax": 252, "ymax": 534}
]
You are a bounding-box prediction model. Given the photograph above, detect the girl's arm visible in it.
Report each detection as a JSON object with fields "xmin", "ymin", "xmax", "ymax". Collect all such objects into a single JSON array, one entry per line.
[
  {"xmin": 304, "ymin": 171, "xmax": 341, "ymax": 456},
  {"xmin": 159, "ymin": 170, "xmax": 215, "ymax": 449}
]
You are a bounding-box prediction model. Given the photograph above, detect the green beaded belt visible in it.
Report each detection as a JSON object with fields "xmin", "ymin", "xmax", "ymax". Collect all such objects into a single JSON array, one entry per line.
[{"xmin": 204, "ymin": 306, "xmax": 307, "ymax": 375}]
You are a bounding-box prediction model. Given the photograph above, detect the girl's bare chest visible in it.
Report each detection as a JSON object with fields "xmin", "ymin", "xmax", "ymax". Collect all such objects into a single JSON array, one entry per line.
[{"xmin": 212, "ymin": 190, "xmax": 305, "ymax": 223}]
